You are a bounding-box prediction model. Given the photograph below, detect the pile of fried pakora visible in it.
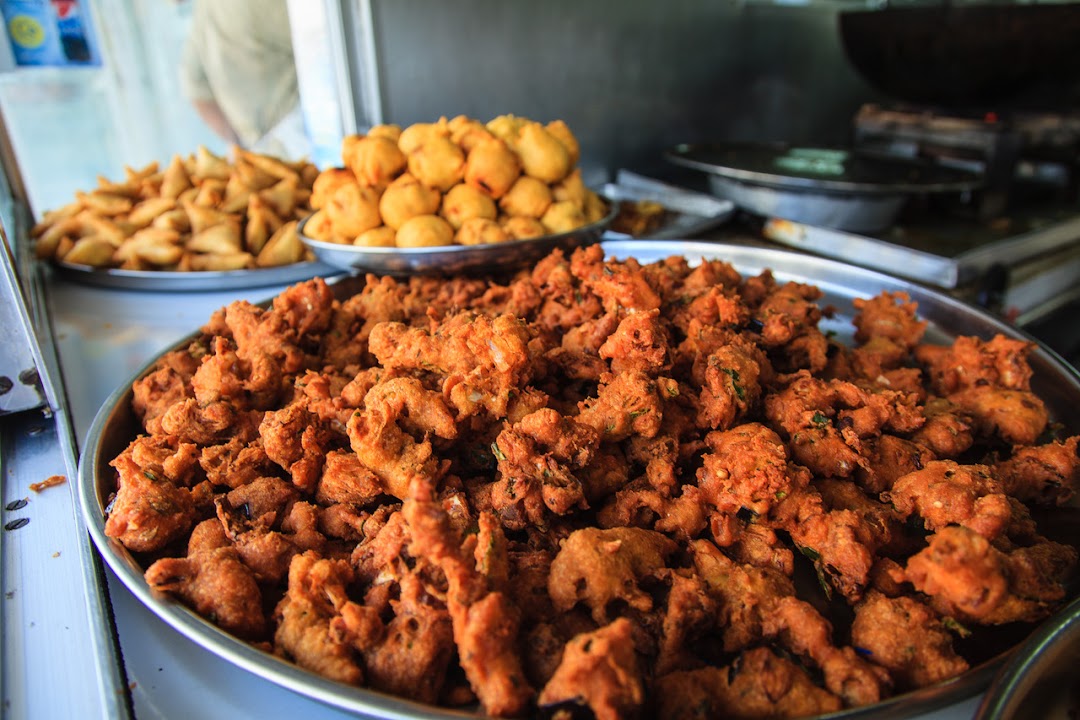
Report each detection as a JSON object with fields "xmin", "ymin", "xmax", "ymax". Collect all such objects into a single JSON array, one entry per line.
[
  {"xmin": 104, "ymin": 245, "xmax": 1079, "ymax": 719},
  {"xmin": 33, "ymin": 146, "xmax": 319, "ymax": 272},
  {"xmin": 302, "ymin": 115, "xmax": 610, "ymax": 249}
]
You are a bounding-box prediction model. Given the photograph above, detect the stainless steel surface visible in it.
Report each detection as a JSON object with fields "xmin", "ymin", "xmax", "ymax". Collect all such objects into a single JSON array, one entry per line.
[
  {"xmin": 762, "ymin": 214, "xmax": 1080, "ymax": 290},
  {"xmin": 665, "ymin": 142, "xmax": 981, "ymax": 233},
  {"xmin": 665, "ymin": 143, "xmax": 982, "ymax": 195},
  {"xmin": 711, "ymin": 174, "xmax": 906, "ymax": 233},
  {"xmin": 1, "ymin": 412, "xmax": 129, "ymax": 719},
  {"xmin": 50, "ymin": 259, "xmax": 343, "ymax": 292},
  {"xmin": 599, "ymin": 169, "xmax": 735, "ymax": 239},
  {"xmin": 0, "ymin": 211, "xmax": 47, "ymax": 414},
  {"xmin": 975, "ymin": 596, "xmax": 1080, "ymax": 720},
  {"xmin": 298, "ymin": 203, "xmax": 616, "ymax": 276},
  {"xmin": 77, "ymin": 239, "xmax": 1080, "ymax": 720}
]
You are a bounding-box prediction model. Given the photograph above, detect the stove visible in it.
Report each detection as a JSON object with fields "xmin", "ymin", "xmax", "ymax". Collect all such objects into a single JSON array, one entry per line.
[{"xmin": 853, "ymin": 103, "xmax": 1080, "ymax": 219}]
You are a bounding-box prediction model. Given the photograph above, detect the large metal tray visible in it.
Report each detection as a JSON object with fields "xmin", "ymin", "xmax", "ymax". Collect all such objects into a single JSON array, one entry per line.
[
  {"xmin": 79, "ymin": 239, "xmax": 1080, "ymax": 720},
  {"xmin": 51, "ymin": 259, "xmax": 344, "ymax": 292}
]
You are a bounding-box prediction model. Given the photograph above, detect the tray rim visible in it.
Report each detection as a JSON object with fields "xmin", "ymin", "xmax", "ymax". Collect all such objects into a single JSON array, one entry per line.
[
  {"xmin": 51, "ymin": 258, "xmax": 344, "ymax": 292},
  {"xmin": 79, "ymin": 238, "xmax": 1080, "ymax": 720},
  {"xmin": 665, "ymin": 141, "xmax": 983, "ymax": 196}
]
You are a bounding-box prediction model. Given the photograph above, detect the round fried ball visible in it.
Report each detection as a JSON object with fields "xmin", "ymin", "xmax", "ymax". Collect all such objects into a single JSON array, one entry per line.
[
  {"xmin": 441, "ymin": 183, "xmax": 497, "ymax": 230},
  {"xmin": 326, "ymin": 180, "xmax": 382, "ymax": 238},
  {"xmin": 396, "ymin": 214, "xmax": 454, "ymax": 248},
  {"xmin": 546, "ymin": 119, "xmax": 581, "ymax": 167},
  {"xmin": 366, "ymin": 123, "xmax": 402, "ymax": 143},
  {"xmin": 354, "ymin": 226, "xmax": 397, "ymax": 247},
  {"xmin": 501, "ymin": 215, "xmax": 547, "ymax": 240},
  {"xmin": 449, "ymin": 115, "xmax": 495, "ymax": 153},
  {"xmin": 343, "ymin": 135, "xmax": 406, "ymax": 190},
  {"xmin": 301, "ymin": 209, "xmax": 334, "ymax": 241},
  {"xmin": 310, "ymin": 167, "xmax": 355, "ymax": 210},
  {"xmin": 407, "ymin": 135, "xmax": 466, "ymax": 192},
  {"xmin": 552, "ymin": 168, "xmax": 587, "ymax": 210},
  {"xmin": 398, "ymin": 118, "xmax": 450, "ymax": 155},
  {"xmin": 541, "ymin": 200, "xmax": 586, "ymax": 235},
  {"xmin": 379, "ymin": 173, "xmax": 442, "ymax": 230},
  {"xmin": 465, "ymin": 138, "xmax": 521, "ymax": 199},
  {"xmin": 517, "ymin": 121, "xmax": 572, "ymax": 183},
  {"xmin": 486, "ymin": 114, "xmax": 528, "ymax": 147},
  {"xmin": 499, "ymin": 176, "xmax": 553, "ymax": 219},
  {"xmin": 456, "ymin": 217, "xmax": 510, "ymax": 246},
  {"xmin": 584, "ymin": 189, "xmax": 610, "ymax": 224}
]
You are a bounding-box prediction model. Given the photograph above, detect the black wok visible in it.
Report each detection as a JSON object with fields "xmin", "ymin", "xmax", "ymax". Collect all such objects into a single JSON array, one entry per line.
[{"xmin": 838, "ymin": 3, "xmax": 1080, "ymax": 109}]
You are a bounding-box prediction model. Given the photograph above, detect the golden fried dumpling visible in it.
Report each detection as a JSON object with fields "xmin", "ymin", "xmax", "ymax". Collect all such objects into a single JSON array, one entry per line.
[
  {"xmin": 501, "ymin": 215, "xmax": 547, "ymax": 240},
  {"xmin": 343, "ymin": 134, "xmax": 407, "ymax": 190},
  {"xmin": 456, "ymin": 217, "xmax": 510, "ymax": 246},
  {"xmin": 407, "ymin": 135, "xmax": 466, "ymax": 192},
  {"xmin": 256, "ymin": 220, "xmax": 306, "ymax": 267},
  {"xmin": 545, "ymin": 119, "xmax": 581, "ymax": 167},
  {"xmin": 583, "ymin": 189, "xmax": 610, "ymax": 224},
  {"xmin": 378, "ymin": 173, "xmax": 442, "ymax": 230},
  {"xmin": 552, "ymin": 168, "xmax": 587, "ymax": 210},
  {"xmin": 396, "ymin": 214, "xmax": 454, "ymax": 248},
  {"xmin": 441, "ymin": 183, "xmax": 497, "ymax": 230},
  {"xmin": 311, "ymin": 167, "xmax": 357, "ymax": 210},
  {"xmin": 354, "ymin": 226, "xmax": 397, "ymax": 247},
  {"xmin": 516, "ymin": 121, "xmax": 572, "ymax": 183},
  {"xmin": 464, "ymin": 138, "xmax": 521, "ymax": 199},
  {"xmin": 540, "ymin": 200, "xmax": 586, "ymax": 235},
  {"xmin": 499, "ymin": 176, "xmax": 553, "ymax": 219},
  {"xmin": 448, "ymin": 115, "xmax": 495, "ymax": 153},
  {"xmin": 301, "ymin": 209, "xmax": 335, "ymax": 241},
  {"xmin": 366, "ymin": 123, "xmax": 403, "ymax": 143},
  {"xmin": 326, "ymin": 180, "xmax": 382, "ymax": 238},
  {"xmin": 398, "ymin": 118, "xmax": 451, "ymax": 155},
  {"xmin": 486, "ymin": 114, "xmax": 528, "ymax": 147},
  {"xmin": 326, "ymin": 187, "xmax": 379, "ymax": 240},
  {"xmin": 160, "ymin": 154, "xmax": 194, "ymax": 200},
  {"xmin": 192, "ymin": 145, "xmax": 232, "ymax": 181}
]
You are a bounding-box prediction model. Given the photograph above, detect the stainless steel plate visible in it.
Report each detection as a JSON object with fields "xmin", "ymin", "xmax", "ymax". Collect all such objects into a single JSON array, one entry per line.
[
  {"xmin": 298, "ymin": 203, "xmax": 617, "ymax": 277},
  {"xmin": 665, "ymin": 142, "xmax": 983, "ymax": 195},
  {"xmin": 599, "ymin": 169, "xmax": 736, "ymax": 240},
  {"xmin": 52, "ymin": 259, "xmax": 344, "ymax": 292},
  {"xmin": 665, "ymin": 142, "xmax": 984, "ymax": 233},
  {"xmin": 975, "ymin": 595, "xmax": 1080, "ymax": 720},
  {"xmin": 79, "ymin": 239, "xmax": 1080, "ymax": 720}
]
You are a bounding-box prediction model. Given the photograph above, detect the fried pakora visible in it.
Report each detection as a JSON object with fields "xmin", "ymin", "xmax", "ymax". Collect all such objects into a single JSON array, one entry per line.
[{"xmin": 103, "ymin": 247, "xmax": 1079, "ymax": 719}]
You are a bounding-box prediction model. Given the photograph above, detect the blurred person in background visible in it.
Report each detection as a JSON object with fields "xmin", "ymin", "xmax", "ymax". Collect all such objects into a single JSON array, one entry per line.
[{"xmin": 179, "ymin": 0, "xmax": 309, "ymax": 159}]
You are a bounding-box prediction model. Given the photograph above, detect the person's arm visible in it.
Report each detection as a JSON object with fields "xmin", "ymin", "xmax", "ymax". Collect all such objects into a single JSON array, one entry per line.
[{"xmin": 190, "ymin": 96, "xmax": 241, "ymax": 145}]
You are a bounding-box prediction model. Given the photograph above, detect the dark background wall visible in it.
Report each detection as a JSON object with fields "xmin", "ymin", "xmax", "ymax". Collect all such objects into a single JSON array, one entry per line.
[{"xmin": 358, "ymin": 0, "xmax": 888, "ymax": 183}]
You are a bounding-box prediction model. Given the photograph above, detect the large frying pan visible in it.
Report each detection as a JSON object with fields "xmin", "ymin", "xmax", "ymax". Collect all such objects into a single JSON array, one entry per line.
[{"xmin": 838, "ymin": 3, "xmax": 1080, "ymax": 109}]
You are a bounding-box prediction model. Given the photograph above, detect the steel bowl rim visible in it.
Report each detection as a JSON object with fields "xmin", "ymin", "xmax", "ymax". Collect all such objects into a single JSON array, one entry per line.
[{"xmin": 78, "ymin": 238, "xmax": 1080, "ymax": 720}]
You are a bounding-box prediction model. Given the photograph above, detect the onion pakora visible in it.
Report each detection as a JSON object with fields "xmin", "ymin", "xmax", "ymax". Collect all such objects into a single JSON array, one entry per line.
[{"xmin": 103, "ymin": 246, "xmax": 1079, "ymax": 719}]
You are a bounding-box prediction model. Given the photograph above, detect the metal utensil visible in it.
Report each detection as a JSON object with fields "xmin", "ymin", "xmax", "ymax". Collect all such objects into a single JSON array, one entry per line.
[
  {"xmin": 299, "ymin": 202, "xmax": 617, "ymax": 276},
  {"xmin": 666, "ymin": 142, "xmax": 982, "ymax": 233}
]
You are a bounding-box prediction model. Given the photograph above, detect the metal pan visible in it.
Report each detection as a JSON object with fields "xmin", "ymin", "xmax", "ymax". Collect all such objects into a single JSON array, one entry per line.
[
  {"xmin": 299, "ymin": 202, "xmax": 616, "ymax": 277},
  {"xmin": 666, "ymin": 142, "xmax": 982, "ymax": 233},
  {"xmin": 838, "ymin": 4, "xmax": 1080, "ymax": 109},
  {"xmin": 79, "ymin": 240, "xmax": 1080, "ymax": 720},
  {"xmin": 51, "ymin": 259, "xmax": 344, "ymax": 292},
  {"xmin": 974, "ymin": 594, "xmax": 1080, "ymax": 720}
]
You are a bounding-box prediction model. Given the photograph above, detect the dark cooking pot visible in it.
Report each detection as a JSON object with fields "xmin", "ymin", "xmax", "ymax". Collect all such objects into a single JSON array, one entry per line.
[{"xmin": 838, "ymin": 3, "xmax": 1080, "ymax": 108}]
